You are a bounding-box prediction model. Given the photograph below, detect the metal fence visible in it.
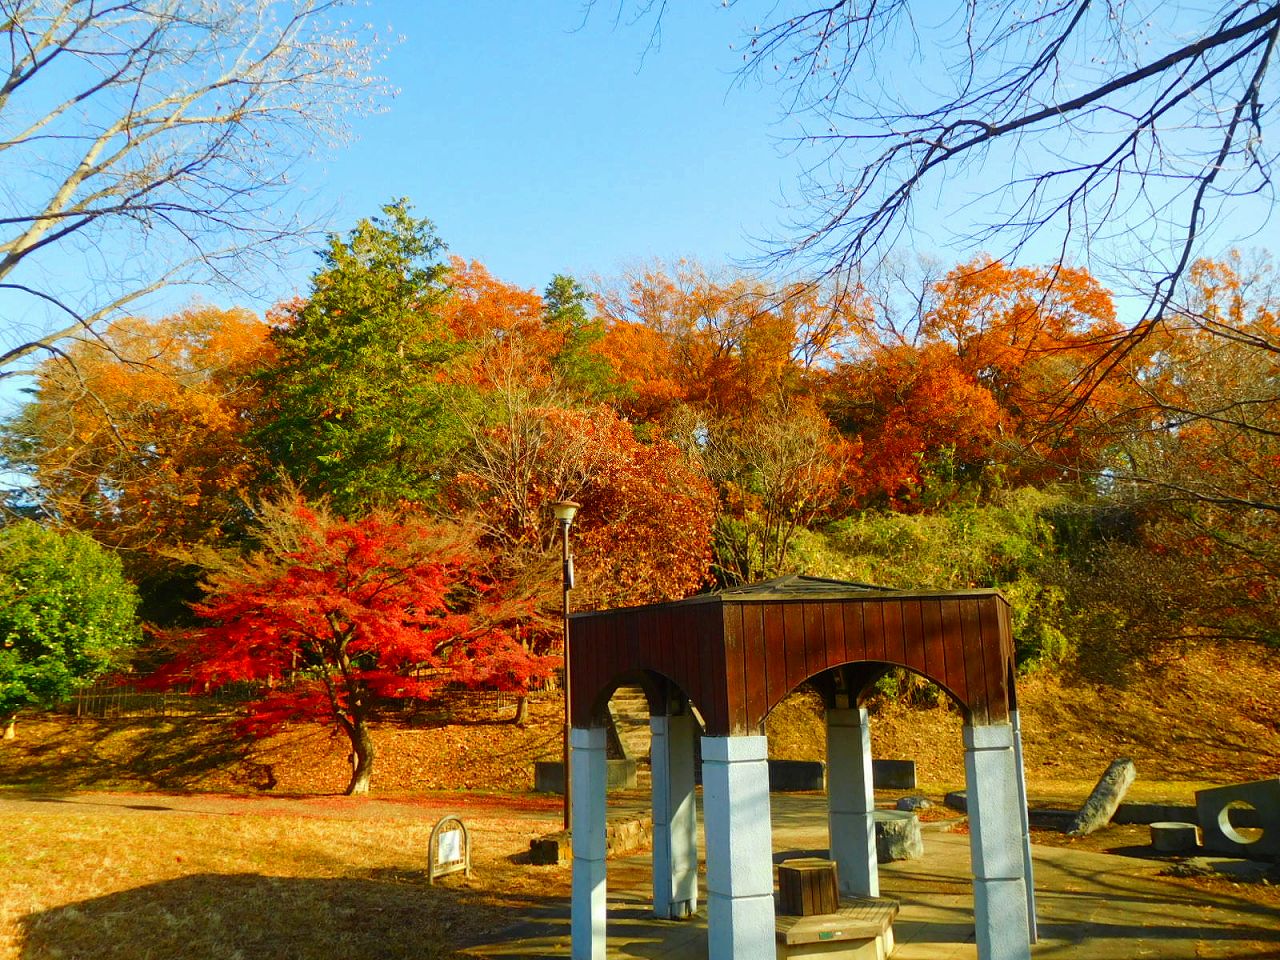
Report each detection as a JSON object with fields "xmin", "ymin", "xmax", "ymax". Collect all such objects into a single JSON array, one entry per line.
[
  {"xmin": 61, "ymin": 680, "xmax": 559, "ymax": 720},
  {"xmin": 62, "ymin": 682, "xmax": 261, "ymax": 718}
]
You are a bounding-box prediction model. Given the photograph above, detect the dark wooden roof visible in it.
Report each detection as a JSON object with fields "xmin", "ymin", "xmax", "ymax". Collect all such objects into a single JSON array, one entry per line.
[{"xmin": 568, "ymin": 577, "xmax": 1016, "ymax": 734}]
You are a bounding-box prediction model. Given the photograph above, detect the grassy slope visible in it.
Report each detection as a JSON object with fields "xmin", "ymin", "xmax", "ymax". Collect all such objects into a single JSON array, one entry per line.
[
  {"xmin": 764, "ymin": 641, "xmax": 1280, "ymax": 803},
  {"xmin": 2, "ymin": 644, "xmax": 1277, "ymax": 803}
]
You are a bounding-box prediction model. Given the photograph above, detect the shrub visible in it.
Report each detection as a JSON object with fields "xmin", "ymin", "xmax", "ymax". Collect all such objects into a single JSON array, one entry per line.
[
  {"xmin": 0, "ymin": 522, "xmax": 141, "ymax": 724},
  {"xmin": 788, "ymin": 487, "xmax": 1071, "ymax": 666}
]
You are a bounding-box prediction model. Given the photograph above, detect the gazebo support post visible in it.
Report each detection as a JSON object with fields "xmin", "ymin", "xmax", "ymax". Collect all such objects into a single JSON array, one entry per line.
[
  {"xmin": 1011, "ymin": 708, "xmax": 1038, "ymax": 942},
  {"xmin": 964, "ymin": 722, "xmax": 1032, "ymax": 960},
  {"xmin": 570, "ymin": 726, "xmax": 608, "ymax": 960},
  {"xmin": 826, "ymin": 705, "xmax": 879, "ymax": 897},
  {"xmin": 702, "ymin": 734, "xmax": 775, "ymax": 960},
  {"xmin": 651, "ymin": 710, "xmax": 698, "ymax": 918}
]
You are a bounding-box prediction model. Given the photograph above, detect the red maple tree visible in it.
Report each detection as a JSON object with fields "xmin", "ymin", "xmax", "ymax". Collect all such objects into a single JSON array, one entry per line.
[{"xmin": 154, "ymin": 497, "xmax": 551, "ymax": 794}]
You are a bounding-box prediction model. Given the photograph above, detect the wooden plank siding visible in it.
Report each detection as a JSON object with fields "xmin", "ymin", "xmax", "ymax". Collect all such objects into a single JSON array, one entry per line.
[
  {"xmin": 569, "ymin": 590, "xmax": 1014, "ymax": 734},
  {"xmin": 741, "ymin": 603, "xmax": 769, "ymax": 730}
]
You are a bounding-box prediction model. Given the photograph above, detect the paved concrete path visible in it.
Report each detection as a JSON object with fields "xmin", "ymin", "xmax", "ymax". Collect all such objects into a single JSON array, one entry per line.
[{"xmin": 464, "ymin": 794, "xmax": 1280, "ymax": 959}]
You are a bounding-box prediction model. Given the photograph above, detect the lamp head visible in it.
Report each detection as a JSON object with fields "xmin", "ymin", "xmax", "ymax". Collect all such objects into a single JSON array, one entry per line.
[{"xmin": 551, "ymin": 500, "xmax": 580, "ymax": 525}]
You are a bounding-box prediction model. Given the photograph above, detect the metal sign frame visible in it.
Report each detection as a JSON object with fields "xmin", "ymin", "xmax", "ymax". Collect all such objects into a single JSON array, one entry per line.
[{"xmin": 428, "ymin": 814, "xmax": 472, "ymax": 884}]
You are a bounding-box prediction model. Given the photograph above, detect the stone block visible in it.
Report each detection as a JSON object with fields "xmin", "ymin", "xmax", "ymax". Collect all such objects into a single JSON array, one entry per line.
[
  {"xmin": 872, "ymin": 759, "xmax": 916, "ymax": 790},
  {"xmin": 529, "ymin": 830, "xmax": 571, "ymax": 864},
  {"xmin": 1196, "ymin": 778, "xmax": 1280, "ymax": 860},
  {"xmin": 532, "ymin": 758, "xmax": 637, "ymax": 794},
  {"xmin": 1150, "ymin": 822, "xmax": 1200, "ymax": 853},
  {"xmin": 896, "ymin": 795, "xmax": 933, "ymax": 811},
  {"xmin": 873, "ymin": 810, "xmax": 923, "ymax": 862},
  {"xmin": 1066, "ymin": 758, "xmax": 1136, "ymax": 837},
  {"xmin": 605, "ymin": 816, "xmax": 653, "ymax": 857},
  {"xmin": 944, "ymin": 789, "xmax": 968, "ymax": 812},
  {"xmin": 770, "ymin": 759, "xmax": 826, "ymax": 792}
]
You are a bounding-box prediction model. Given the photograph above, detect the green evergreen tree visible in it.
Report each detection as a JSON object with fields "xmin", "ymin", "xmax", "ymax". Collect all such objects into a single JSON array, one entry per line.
[
  {"xmin": 543, "ymin": 274, "xmax": 619, "ymax": 403},
  {"xmin": 255, "ymin": 200, "xmax": 466, "ymax": 512}
]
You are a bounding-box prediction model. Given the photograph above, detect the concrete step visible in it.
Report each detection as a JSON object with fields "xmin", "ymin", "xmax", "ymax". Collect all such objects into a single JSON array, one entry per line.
[{"xmin": 608, "ymin": 684, "xmax": 652, "ymax": 765}]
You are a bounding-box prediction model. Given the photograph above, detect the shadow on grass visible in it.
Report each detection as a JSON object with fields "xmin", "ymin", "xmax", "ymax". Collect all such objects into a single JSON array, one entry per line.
[
  {"xmin": 17, "ymin": 872, "xmax": 556, "ymax": 960},
  {"xmin": 0, "ymin": 716, "xmax": 276, "ymax": 792}
]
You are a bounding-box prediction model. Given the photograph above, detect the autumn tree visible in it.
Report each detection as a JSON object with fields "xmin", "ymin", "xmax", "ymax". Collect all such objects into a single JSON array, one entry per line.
[
  {"xmin": 1, "ymin": 306, "xmax": 272, "ymax": 599},
  {"xmin": 438, "ymin": 257, "xmax": 547, "ymax": 358},
  {"xmin": 826, "ymin": 341, "xmax": 1002, "ymax": 506},
  {"xmin": 438, "ymin": 260, "xmax": 619, "ymax": 403},
  {"xmin": 700, "ymin": 399, "xmax": 860, "ymax": 583},
  {"xmin": 0, "ymin": 0, "xmax": 382, "ymax": 379},
  {"xmin": 569, "ymin": 407, "xmax": 717, "ymax": 607},
  {"xmin": 1070, "ymin": 255, "xmax": 1280, "ymax": 656},
  {"xmin": 597, "ymin": 260, "xmax": 865, "ymax": 422},
  {"xmin": 818, "ymin": 257, "xmax": 1139, "ymax": 505},
  {"xmin": 0, "ymin": 521, "xmax": 141, "ymax": 737},
  {"xmin": 156, "ymin": 495, "xmax": 549, "ymax": 794},
  {"xmin": 922, "ymin": 258, "xmax": 1133, "ymax": 479},
  {"xmin": 452, "ymin": 380, "xmax": 716, "ymax": 612},
  {"xmin": 255, "ymin": 201, "xmax": 467, "ymax": 513}
]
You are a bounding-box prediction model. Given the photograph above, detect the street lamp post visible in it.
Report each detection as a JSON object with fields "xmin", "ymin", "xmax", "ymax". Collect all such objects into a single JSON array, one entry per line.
[{"xmin": 552, "ymin": 500, "xmax": 579, "ymax": 832}]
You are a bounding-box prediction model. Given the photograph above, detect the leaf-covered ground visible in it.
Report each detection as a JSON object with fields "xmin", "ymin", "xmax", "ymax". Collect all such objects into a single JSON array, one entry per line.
[{"xmin": 2, "ymin": 644, "xmax": 1277, "ymax": 802}]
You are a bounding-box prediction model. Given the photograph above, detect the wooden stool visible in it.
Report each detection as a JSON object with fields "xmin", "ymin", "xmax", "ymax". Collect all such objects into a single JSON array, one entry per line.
[{"xmin": 778, "ymin": 858, "xmax": 840, "ymax": 916}]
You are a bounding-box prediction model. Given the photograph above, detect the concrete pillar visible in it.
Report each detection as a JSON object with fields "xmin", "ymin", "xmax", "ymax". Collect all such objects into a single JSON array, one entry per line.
[
  {"xmin": 826, "ymin": 706, "xmax": 879, "ymax": 897},
  {"xmin": 964, "ymin": 723, "xmax": 1031, "ymax": 960},
  {"xmin": 651, "ymin": 711, "xmax": 698, "ymax": 918},
  {"xmin": 702, "ymin": 734, "xmax": 775, "ymax": 960},
  {"xmin": 570, "ymin": 726, "xmax": 607, "ymax": 960},
  {"xmin": 1011, "ymin": 709, "xmax": 1038, "ymax": 943}
]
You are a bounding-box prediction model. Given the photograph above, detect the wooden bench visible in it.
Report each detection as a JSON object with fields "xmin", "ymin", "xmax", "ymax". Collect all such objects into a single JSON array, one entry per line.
[{"xmin": 774, "ymin": 896, "xmax": 899, "ymax": 960}]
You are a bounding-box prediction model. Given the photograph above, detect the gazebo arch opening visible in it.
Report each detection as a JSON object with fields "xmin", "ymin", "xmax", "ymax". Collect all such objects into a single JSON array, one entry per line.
[
  {"xmin": 566, "ymin": 575, "xmax": 1035, "ymax": 960},
  {"xmin": 788, "ymin": 660, "xmax": 973, "ymax": 721}
]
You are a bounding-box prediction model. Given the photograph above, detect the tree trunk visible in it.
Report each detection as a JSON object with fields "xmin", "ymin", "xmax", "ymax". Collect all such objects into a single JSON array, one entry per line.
[
  {"xmin": 344, "ymin": 719, "xmax": 375, "ymax": 795},
  {"xmin": 3, "ymin": 716, "xmax": 14, "ymax": 740},
  {"xmin": 512, "ymin": 694, "xmax": 529, "ymax": 726}
]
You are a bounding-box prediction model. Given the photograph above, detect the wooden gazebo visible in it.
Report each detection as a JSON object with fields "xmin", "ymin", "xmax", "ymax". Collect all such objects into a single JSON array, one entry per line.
[{"xmin": 566, "ymin": 576, "xmax": 1034, "ymax": 960}]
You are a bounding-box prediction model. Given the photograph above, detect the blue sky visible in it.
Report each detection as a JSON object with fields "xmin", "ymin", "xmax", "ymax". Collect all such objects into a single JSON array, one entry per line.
[
  {"xmin": 268, "ymin": 2, "xmax": 1280, "ymax": 309},
  {"xmin": 278, "ymin": 2, "xmax": 790, "ymax": 299},
  {"xmin": 6, "ymin": 1, "xmax": 1277, "ymax": 340}
]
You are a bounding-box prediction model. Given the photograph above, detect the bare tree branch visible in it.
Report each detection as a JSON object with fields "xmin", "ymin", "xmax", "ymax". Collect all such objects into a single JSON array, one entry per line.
[{"xmin": 0, "ymin": 0, "xmax": 385, "ymax": 375}]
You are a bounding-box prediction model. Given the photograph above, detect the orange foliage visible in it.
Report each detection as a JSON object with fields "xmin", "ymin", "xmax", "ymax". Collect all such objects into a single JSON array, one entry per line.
[
  {"xmin": 12, "ymin": 306, "xmax": 272, "ymax": 570},
  {"xmin": 438, "ymin": 257, "xmax": 546, "ymax": 344},
  {"xmin": 451, "ymin": 399, "xmax": 715, "ymax": 611},
  {"xmin": 565, "ymin": 407, "xmax": 716, "ymax": 607},
  {"xmin": 922, "ymin": 256, "xmax": 1130, "ymax": 475},
  {"xmin": 597, "ymin": 260, "xmax": 867, "ymax": 422},
  {"xmin": 828, "ymin": 342, "xmax": 1002, "ymax": 504},
  {"xmin": 437, "ymin": 257, "xmax": 560, "ymax": 389}
]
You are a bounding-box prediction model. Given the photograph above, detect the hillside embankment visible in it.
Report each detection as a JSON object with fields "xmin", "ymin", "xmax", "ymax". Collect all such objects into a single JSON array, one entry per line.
[{"xmin": 2, "ymin": 644, "xmax": 1276, "ymax": 802}]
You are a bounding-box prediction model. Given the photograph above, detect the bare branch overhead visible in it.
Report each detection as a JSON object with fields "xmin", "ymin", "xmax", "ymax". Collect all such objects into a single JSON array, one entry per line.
[{"xmin": 0, "ymin": 0, "xmax": 385, "ymax": 375}]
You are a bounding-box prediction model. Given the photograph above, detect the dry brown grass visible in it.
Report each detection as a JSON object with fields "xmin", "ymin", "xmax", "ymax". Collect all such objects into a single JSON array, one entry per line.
[{"xmin": 0, "ymin": 805, "xmax": 568, "ymax": 960}]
